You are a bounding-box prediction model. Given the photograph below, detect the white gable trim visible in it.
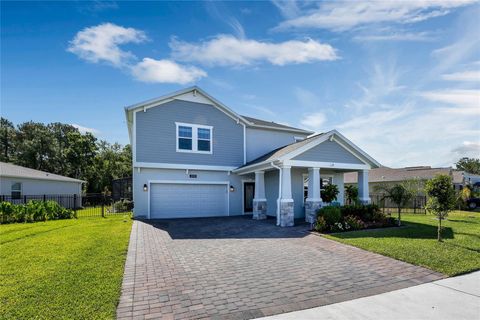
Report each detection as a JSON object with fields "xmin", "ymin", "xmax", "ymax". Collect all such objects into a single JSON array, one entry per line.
[{"xmin": 280, "ymin": 130, "xmax": 380, "ymax": 168}]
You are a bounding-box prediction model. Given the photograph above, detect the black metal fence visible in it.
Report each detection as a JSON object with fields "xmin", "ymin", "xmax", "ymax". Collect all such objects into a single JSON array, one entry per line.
[
  {"xmin": 0, "ymin": 193, "xmax": 133, "ymax": 218},
  {"xmin": 370, "ymin": 193, "xmax": 427, "ymax": 214}
]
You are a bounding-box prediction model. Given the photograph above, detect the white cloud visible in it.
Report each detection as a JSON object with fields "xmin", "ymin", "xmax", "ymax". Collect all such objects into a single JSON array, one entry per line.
[
  {"xmin": 170, "ymin": 35, "xmax": 338, "ymax": 67},
  {"xmin": 71, "ymin": 124, "xmax": 100, "ymax": 134},
  {"xmin": 421, "ymin": 89, "xmax": 480, "ymax": 114},
  {"xmin": 130, "ymin": 58, "xmax": 206, "ymax": 84},
  {"xmin": 353, "ymin": 31, "xmax": 436, "ymax": 42},
  {"xmin": 300, "ymin": 112, "xmax": 327, "ymax": 131},
  {"xmin": 452, "ymin": 141, "xmax": 480, "ymax": 155},
  {"xmin": 274, "ymin": 1, "xmax": 476, "ymax": 31},
  {"xmin": 442, "ymin": 70, "xmax": 480, "ymax": 81},
  {"xmin": 271, "ymin": 0, "xmax": 301, "ymax": 19},
  {"xmin": 68, "ymin": 23, "xmax": 147, "ymax": 66}
]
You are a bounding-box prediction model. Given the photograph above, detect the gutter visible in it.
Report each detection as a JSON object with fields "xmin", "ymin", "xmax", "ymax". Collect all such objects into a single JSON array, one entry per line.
[{"xmin": 271, "ymin": 162, "xmax": 282, "ymax": 226}]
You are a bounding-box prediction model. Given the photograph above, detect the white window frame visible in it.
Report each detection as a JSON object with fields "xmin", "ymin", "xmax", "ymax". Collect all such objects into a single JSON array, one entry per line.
[
  {"xmin": 11, "ymin": 182, "xmax": 22, "ymax": 199},
  {"xmin": 175, "ymin": 122, "xmax": 213, "ymax": 154}
]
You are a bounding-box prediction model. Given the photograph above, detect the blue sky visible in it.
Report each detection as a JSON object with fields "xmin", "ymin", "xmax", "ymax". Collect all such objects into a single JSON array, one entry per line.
[{"xmin": 1, "ymin": 1, "xmax": 479, "ymax": 167}]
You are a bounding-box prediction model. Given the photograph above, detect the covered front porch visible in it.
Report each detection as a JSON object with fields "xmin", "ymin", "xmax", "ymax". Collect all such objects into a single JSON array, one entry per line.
[{"xmin": 233, "ymin": 130, "xmax": 380, "ymax": 227}]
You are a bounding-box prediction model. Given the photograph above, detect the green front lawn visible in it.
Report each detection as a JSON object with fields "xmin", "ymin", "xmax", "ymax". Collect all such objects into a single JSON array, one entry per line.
[
  {"xmin": 325, "ymin": 211, "xmax": 480, "ymax": 276},
  {"xmin": 0, "ymin": 216, "xmax": 132, "ymax": 319}
]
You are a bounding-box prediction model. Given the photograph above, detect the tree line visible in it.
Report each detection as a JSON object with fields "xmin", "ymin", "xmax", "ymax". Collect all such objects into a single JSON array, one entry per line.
[{"xmin": 0, "ymin": 118, "xmax": 131, "ymax": 193}]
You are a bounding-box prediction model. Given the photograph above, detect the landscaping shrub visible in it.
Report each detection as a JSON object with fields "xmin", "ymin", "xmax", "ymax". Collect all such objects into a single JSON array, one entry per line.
[
  {"xmin": 321, "ymin": 184, "xmax": 339, "ymax": 203},
  {"xmin": 314, "ymin": 216, "xmax": 327, "ymax": 232},
  {"xmin": 344, "ymin": 215, "xmax": 366, "ymax": 230},
  {"xmin": 0, "ymin": 200, "xmax": 76, "ymax": 224},
  {"xmin": 314, "ymin": 204, "xmax": 393, "ymax": 233},
  {"xmin": 113, "ymin": 199, "xmax": 134, "ymax": 213},
  {"xmin": 316, "ymin": 206, "xmax": 342, "ymax": 227}
]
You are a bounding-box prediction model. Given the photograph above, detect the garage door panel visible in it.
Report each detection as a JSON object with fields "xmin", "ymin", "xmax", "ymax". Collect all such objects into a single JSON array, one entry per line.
[{"xmin": 150, "ymin": 183, "xmax": 228, "ymax": 218}]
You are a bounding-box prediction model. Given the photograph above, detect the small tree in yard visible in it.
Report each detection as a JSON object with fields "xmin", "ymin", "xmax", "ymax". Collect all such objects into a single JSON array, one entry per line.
[
  {"xmin": 425, "ymin": 175, "xmax": 456, "ymax": 242},
  {"xmin": 345, "ymin": 185, "xmax": 359, "ymax": 205},
  {"xmin": 321, "ymin": 184, "xmax": 339, "ymax": 203},
  {"xmin": 377, "ymin": 184, "xmax": 412, "ymax": 226}
]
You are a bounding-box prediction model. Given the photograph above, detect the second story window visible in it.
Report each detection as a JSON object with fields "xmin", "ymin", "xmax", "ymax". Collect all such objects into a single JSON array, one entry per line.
[{"xmin": 176, "ymin": 122, "xmax": 213, "ymax": 154}]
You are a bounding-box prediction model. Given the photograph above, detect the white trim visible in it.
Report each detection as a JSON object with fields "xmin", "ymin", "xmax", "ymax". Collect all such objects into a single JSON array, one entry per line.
[
  {"xmin": 147, "ymin": 180, "xmax": 230, "ymax": 219},
  {"xmin": 134, "ymin": 162, "xmax": 236, "ymax": 171},
  {"xmin": 284, "ymin": 160, "xmax": 370, "ymax": 170},
  {"xmin": 241, "ymin": 179, "xmax": 255, "ymax": 214},
  {"xmin": 175, "ymin": 122, "xmax": 213, "ymax": 154},
  {"xmin": 133, "ymin": 110, "xmax": 137, "ymax": 163},
  {"xmin": 242, "ymin": 123, "xmax": 246, "ymax": 165}
]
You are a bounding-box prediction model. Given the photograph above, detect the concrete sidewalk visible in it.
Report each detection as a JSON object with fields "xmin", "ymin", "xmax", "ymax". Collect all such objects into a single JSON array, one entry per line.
[{"xmin": 257, "ymin": 271, "xmax": 480, "ymax": 320}]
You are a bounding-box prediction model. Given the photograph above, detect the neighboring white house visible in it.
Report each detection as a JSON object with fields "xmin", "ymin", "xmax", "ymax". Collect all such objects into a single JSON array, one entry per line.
[
  {"xmin": 0, "ymin": 162, "xmax": 84, "ymax": 207},
  {"xmin": 125, "ymin": 86, "xmax": 381, "ymax": 227}
]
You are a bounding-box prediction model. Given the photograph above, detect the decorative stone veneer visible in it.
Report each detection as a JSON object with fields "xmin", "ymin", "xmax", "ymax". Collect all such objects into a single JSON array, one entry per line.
[
  {"xmin": 279, "ymin": 200, "xmax": 294, "ymax": 227},
  {"xmin": 252, "ymin": 200, "xmax": 267, "ymax": 220},
  {"xmin": 305, "ymin": 200, "xmax": 323, "ymax": 224}
]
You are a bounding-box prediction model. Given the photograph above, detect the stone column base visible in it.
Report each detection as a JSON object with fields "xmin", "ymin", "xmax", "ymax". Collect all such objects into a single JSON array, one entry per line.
[
  {"xmin": 279, "ymin": 199, "xmax": 294, "ymax": 227},
  {"xmin": 359, "ymin": 198, "xmax": 371, "ymax": 204},
  {"xmin": 305, "ymin": 200, "xmax": 323, "ymax": 224},
  {"xmin": 252, "ymin": 199, "xmax": 267, "ymax": 220}
]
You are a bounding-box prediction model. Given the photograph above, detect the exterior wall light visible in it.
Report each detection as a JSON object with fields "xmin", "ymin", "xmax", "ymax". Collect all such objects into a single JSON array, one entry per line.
[
  {"xmin": 143, "ymin": 184, "xmax": 148, "ymax": 192},
  {"xmin": 229, "ymin": 185, "xmax": 235, "ymax": 192}
]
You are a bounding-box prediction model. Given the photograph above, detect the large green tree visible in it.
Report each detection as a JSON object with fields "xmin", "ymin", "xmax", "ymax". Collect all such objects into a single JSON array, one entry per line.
[
  {"xmin": 455, "ymin": 157, "xmax": 480, "ymax": 175},
  {"xmin": 0, "ymin": 118, "xmax": 16, "ymax": 162},
  {"xmin": 0, "ymin": 118, "xmax": 131, "ymax": 194}
]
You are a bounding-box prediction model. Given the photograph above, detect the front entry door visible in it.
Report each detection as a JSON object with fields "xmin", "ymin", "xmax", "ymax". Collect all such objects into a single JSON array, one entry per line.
[{"xmin": 244, "ymin": 182, "xmax": 255, "ymax": 213}]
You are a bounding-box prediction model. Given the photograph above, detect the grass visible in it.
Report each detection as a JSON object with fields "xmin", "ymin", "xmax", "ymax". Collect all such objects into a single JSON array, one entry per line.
[
  {"xmin": 0, "ymin": 215, "xmax": 132, "ymax": 319},
  {"xmin": 324, "ymin": 211, "xmax": 480, "ymax": 276}
]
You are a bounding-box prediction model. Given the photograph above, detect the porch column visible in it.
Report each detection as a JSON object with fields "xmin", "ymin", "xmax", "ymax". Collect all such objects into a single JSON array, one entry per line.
[
  {"xmin": 305, "ymin": 167, "xmax": 322, "ymax": 224},
  {"xmin": 279, "ymin": 165, "xmax": 294, "ymax": 227},
  {"xmin": 252, "ymin": 171, "xmax": 267, "ymax": 220},
  {"xmin": 358, "ymin": 169, "xmax": 371, "ymax": 204}
]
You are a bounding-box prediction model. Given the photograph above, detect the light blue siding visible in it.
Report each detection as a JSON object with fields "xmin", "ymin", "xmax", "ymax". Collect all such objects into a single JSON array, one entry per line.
[
  {"xmin": 246, "ymin": 128, "xmax": 307, "ymax": 162},
  {"xmin": 136, "ymin": 99, "xmax": 244, "ymax": 166},
  {"xmin": 293, "ymin": 140, "xmax": 364, "ymax": 164}
]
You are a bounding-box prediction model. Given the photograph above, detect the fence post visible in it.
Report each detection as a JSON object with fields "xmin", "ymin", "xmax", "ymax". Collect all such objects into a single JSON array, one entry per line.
[
  {"xmin": 24, "ymin": 195, "xmax": 27, "ymax": 204},
  {"xmin": 73, "ymin": 194, "xmax": 77, "ymax": 216},
  {"xmin": 414, "ymin": 197, "xmax": 416, "ymax": 214},
  {"xmin": 101, "ymin": 195, "xmax": 105, "ymax": 218}
]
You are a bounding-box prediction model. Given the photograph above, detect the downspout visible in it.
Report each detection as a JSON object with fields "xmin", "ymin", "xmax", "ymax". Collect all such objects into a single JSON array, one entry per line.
[{"xmin": 271, "ymin": 162, "xmax": 282, "ymax": 226}]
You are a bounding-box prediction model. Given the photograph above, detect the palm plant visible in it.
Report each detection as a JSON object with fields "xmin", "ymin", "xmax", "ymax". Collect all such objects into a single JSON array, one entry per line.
[{"xmin": 376, "ymin": 184, "xmax": 412, "ymax": 226}]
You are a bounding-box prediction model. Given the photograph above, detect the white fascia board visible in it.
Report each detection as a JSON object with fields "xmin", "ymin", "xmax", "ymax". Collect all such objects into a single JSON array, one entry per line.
[
  {"xmin": 134, "ymin": 162, "xmax": 236, "ymax": 172},
  {"xmin": 232, "ymin": 162, "xmax": 274, "ymax": 175},
  {"xmin": 247, "ymin": 124, "xmax": 313, "ymax": 135},
  {"xmin": 283, "ymin": 160, "xmax": 370, "ymax": 170},
  {"xmin": 148, "ymin": 180, "xmax": 229, "ymax": 185}
]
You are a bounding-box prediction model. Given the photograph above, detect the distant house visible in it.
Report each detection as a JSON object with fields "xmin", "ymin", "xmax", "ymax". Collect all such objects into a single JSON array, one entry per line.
[
  {"xmin": 344, "ymin": 166, "xmax": 480, "ymax": 193},
  {"xmin": 0, "ymin": 162, "xmax": 84, "ymax": 207}
]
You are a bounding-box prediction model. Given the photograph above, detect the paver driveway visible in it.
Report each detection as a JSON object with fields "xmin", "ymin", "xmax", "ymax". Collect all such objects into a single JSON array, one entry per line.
[{"xmin": 117, "ymin": 216, "xmax": 443, "ymax": 320}]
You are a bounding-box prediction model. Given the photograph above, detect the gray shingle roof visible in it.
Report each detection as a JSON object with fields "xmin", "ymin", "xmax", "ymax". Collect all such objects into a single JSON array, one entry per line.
[
  {"xmin": 344, "ymin": 166, "xmax": 464, "ymax": 184},
  {"xmin": 238, "ymin": 133, "xmax": 326, "ymax": 168},
  {"xmin": 241, "ymin": 115, "xmax": 313, "ymax": 134},
  {"xmin": 0, "ymin": 162, "xmax": 84, "ymax": 183}
]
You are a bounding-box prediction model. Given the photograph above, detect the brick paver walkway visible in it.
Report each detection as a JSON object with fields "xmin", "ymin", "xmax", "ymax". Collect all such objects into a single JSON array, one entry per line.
[{"xmin": 116, "ymin": 216, "xmax": 443, "ymax": 320}]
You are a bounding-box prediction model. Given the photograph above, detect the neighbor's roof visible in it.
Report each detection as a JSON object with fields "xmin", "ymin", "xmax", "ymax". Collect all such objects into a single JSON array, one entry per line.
[
  {"xmin": 124, "ymin": 86, "xmax": 313, "ymax": 136},
  {"xmin": 344, "ymin": 166, "xmax": 465, "ymax": 184},
  {"xmin": 0, "ymin": 162, "xmax": 84, "ymax": 183}
]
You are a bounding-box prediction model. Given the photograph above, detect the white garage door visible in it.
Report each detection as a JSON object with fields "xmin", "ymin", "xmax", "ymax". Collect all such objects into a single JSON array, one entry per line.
[{"xmin": 150, "ymin": 183, "xmax": 228, "ymax": 219}]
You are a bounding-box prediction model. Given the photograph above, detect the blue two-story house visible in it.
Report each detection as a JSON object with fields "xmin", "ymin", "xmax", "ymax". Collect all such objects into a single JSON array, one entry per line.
[{"xmin": 125, "ymin": 87, "xmax": 380, "ymax": 227}]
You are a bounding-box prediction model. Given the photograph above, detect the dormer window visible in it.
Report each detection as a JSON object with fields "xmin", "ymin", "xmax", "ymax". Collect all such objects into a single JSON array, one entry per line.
[{"xmin": 176, "ymin": 122, "xmax": 213, "ymax": 154}]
